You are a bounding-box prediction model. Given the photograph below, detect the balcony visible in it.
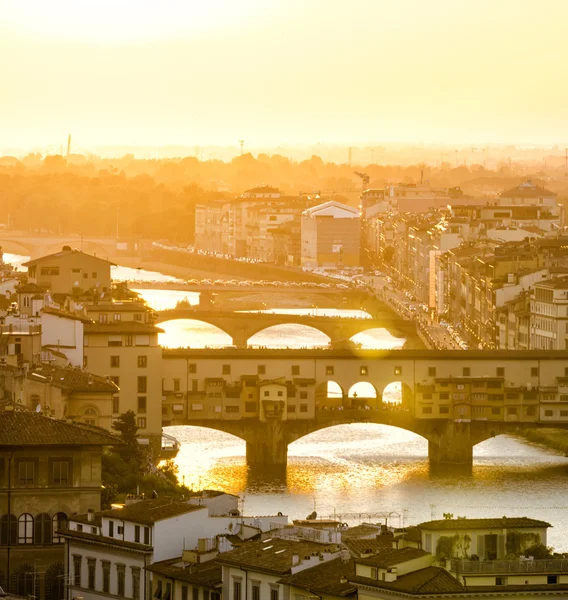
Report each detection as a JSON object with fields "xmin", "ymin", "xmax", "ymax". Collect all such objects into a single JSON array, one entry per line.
[{"xmin": 452, "ymin": 559, "xmax": 568, "ymax": 574}]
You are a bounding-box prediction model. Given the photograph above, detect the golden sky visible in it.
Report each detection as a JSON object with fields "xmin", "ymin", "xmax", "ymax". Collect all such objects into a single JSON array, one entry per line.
[{"xmin": 2, "ymin": 0, "xmax": 568, "ymax": 150}]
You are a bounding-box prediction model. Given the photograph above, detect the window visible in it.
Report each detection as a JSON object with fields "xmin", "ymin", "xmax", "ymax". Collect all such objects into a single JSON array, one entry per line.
[
  {"xmin": 491, "ymin": 407, "xmax": 500, "ymax": 415},
  {"xmin": 531, "ymin": 367, "xmax": 539, "ymax": 377},
  {"xmin": 257, "ymin": 365, "xmax": 266, "ymax": 375},
  {"xmin": 360, "ymin": 366, "xmax": 368, "ymax": 376},
  {"xmin": 394, "ymin": 366, "xmax": 402, "ymax": 376},
  {"xmin": 173, "ymin": 379, "xmax": 180, "ymax": 392},
  {"xmin": 113, "ymin": 397, "xmax": 120, "ymax": 413},
  {"xmin": 233, "ymin": 581, "xmax": 242, "ymax": 600},
  {"xmin": 108, "ymin": 335, "xmax": 122, "ymax": 347},
  {"xmin": 138, "ymin": 376, "xmax": 147, "ymax": 393},
  {"xmin": 270, "ymin": 589, "xmax": 279, "ymax": 600},
  {"xmin": 548, "ymin": 575, "xmax": 559, "ymax": 584},
  {"xmin": 292, "ymin": 365, "xmax": 300, "ymax": 375},
  {"xmin": 88, "ymin": 559, "xmax": 96, "ymax": 590},
  {"xmin": 288, "ymin": 405, "xmax": 296, "ymax": 413},
  {"xmin": 428, "ymin": 367, "xmax": 436, "ymax": 377},
  {"xmin": 264, "ymin": 390, "xmax": 270, "ymax": 397},
  {"xmin": 181, "ymin": 586, "xmax": 188, "ymax": 600},
  {"xmin": 99, "ymin": 313, "xmax": 108, "ymax": 323},
  {"xmin": 92, "ymin": 272, "xmax": 98, "ymax": 279},
  {"xmin": 277, "ymin": 390, "xmax": 283, "ymax": 397},
  {"xmin": 422, "ymin": 406, "xmax": 433, "ymax": 414},
  {"xmin": 17, "ymin": 459, "xmax": 36, "ymax": 486},
  {"xmin": 137, "ymin": 417, "xmax": 147, "ymax": 428},
  {"xmin": 73, "ymin": 555, "xmax": 82, "ymax": 587},
  {"xmin": 102, "ymin": 562, "xmax": 110, "ymax": 593},
  {"xmin": 252, "ymin": 585, "xmax": 260, "ymax": 600},
  {"xmin": 507, "ymin": 407, "xmax": 517, "ymax": 415},
  {"xmin": 35, "ymin": 513, "xmax": 52, "ymax": 544},
  {"xmin": 134, "ymin": 313, "xmax": 142, "ymax": 321},
  {"xmin": 52, "ymin": 512, "xmax": 68, "ymax": 543},
  {"xmin": 560, "ymin": 410, "xmax": 568, "ymax": 417},
  {"xmin": 18, "ymin": 514, "xmax": 33, "ymax": 544},
  {"xmin": 439, "ymin": 406, "xmax": 450, "ymax": 414},
  {"xmin": 127, "ymin": 335, "xmax": 136, "ymax": 346},
  {"xmin": 189, "ymin": 363, "xmax": 197, "ymax": 374},
  {"xmin": 222, "ymin": 365, "xmax": 231, "ymax": 375},
  {"xmin": 113, "ymin": 313, "xmax": 121, "ymax": 321},
  {"xmin": 526, "ymin": 407, "xmax": 537, "ymax": 416},
  {"xmin": 440, "ymin": 392, "xmax": 449, "ymax": 400},
  {"xmin": 463, "ymin": 367, "xmax": 470, "ymax": 376},
  {"xmin": 109, "ymin": 520, "xmax": 114, "ymax": 538},
  {"xmin": 497, "ymin": 367, "xmax": 505, "ymax": 377},
  {"xmin": 154, "ymin": 580, "xmax": 163, "ymax": 600},
  {"xmin": 132, "ymin": 568, "xmax": 141, "ymax": 600},
  {"xmin": 545, "ymin": 410, "xmax": 553, "ymax": 417},
  {"xmin": 135, "ymin": 525, "xmax": 140, "ymax": 543},
  {"xmin": 326, "ymin": 366, "xmax": 334, "ymax": 375},
  {"xmin": 138, "ymin": 355, "xmax": 147, "ymax": 368},
  {"xmin": 423, "ymin": 393, "xmax": 433, "ymax": 400},
  {"xmin": 51, "ymin": 459, "xmax": 71, "ymax": 486},
  {"xmin": 496, "ymin": 577, "xmax": 506, "ymax": 586},
  {"xmin": 226, "ymin": 406, "xmax": 240, "ymax": 413},
  {"xmin": 144, "ymin": 526, "xmax": 150, "ymax": 545},
  {"xmin": 41, "ymin": 267, "xmax": 59, "ymax": 276},
  {"xmin": 192, "ymin": 589, "xmax": 199, "ymax": 600},
  {"xmin": 300, "ymin": 404, "xmax": 308, "ymax": 413},
  {"xmin": 300, "ymin": 391, "xmax": 308, "ymax": 400},
  {"xmin": 117, "ymin": 564, "xmax": 126, "ymax": 597}
]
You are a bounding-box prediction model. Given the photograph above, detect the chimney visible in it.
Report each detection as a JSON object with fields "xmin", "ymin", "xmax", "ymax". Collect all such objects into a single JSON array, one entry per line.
[{"xmin": 87, "ymin": 509, "xmax": 94, "ymax": 522}]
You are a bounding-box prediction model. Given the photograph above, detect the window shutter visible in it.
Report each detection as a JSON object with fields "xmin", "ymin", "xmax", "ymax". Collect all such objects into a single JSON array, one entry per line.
[{"xmin": 477, "ymin": 535, "xmax": 485, "ymax": 559}]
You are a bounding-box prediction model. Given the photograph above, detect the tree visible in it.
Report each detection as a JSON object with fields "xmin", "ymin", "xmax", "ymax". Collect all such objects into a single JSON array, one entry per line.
[
  {"xmin": 523, "ymin": 543, "xmax": 553, "ymax": 560},
  {"xmin": 112, "ymin": 411, "xmax": 143, "ymax": 465}
]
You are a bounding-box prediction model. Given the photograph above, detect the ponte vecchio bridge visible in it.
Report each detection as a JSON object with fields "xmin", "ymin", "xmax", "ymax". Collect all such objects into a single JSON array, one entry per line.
[{"xmin": 160, "ymin": 348, "xmax": 568, "ymax": 468}]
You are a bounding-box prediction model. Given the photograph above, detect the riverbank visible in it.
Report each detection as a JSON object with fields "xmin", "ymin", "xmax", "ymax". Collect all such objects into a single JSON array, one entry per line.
[{"xmin": 520, "ymin": 428, "xmax": 568, "ymax": 456}]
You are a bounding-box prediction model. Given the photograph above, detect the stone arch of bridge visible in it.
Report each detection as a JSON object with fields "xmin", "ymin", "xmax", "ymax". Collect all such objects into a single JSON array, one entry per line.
[
  {"xmin": 247, "ymin": 323, "xmax": 331, "ymax": 345},
  {"xmin": 0, "ymin": 238, "xmax": 34, "ymax": 257},
  {"xmin": 156, "ymin": 317, "xmax": 236, "ymax": 344}
]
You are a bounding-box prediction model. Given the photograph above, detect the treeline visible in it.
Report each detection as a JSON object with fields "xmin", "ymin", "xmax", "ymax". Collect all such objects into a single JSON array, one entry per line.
[{"xmin": 0, "ymin": 152, "xmax": 566, "ymax": 244}]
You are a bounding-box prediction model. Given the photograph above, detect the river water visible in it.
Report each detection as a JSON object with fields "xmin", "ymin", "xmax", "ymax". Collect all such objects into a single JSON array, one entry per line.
[{"xmin": 5, "ymin": 253, "xmax": 568, "ymax": 550}]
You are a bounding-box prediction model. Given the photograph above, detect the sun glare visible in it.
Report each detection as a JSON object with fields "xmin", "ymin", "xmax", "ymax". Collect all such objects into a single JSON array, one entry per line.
[{"xmin": 3, "ymin": 0, "xmax": 263, "ymax": 43}]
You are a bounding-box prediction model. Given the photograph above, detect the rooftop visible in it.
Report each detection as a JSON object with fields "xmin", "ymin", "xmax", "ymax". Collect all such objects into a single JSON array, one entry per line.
[
  {"xmin": 146, "ymin": 558, "xmax": 222, "ymax": 588},
  {"xmin": 351, "ymin": 566, "xmax": 464, "ymax": 595},
  {"xmin": 41, "ymin": 306, "xmax": 93, "ymax": 323},
  {"xmin": 358, "ymin": 547, "xmax": 429, "ymax": 568},
  {"xmin": 16, "ymin": 283, "xmax": 46, "ymax": 294},
  {"xmin": 28, "ymin": 364, "xmax": 118, "ymax": 393},
  {"xmin": 302, "ymin": 200, "xmax": 360, "ymax": 219},
  {"xmin": 85, "ymin": 321, "xmax": 164, "ymax": 334},
  {"xmin": 278, "ymin": 557, "xmax": 356, "ymax": 596},
  {"xmin": 23, "ymin": 248, "xmax": 116, "ymax": 267},
  {"xmin": 500, "ymin": 180, "xmax": 557, "ymax": 199},
  {"xmin": 0, "ymin": 411, "xmax": 122, "ymax": 446},
  {"xmin": 101, "ymin": 499, "xmax": 205, "ymax": 525},
  {"xmin": 417, "ymin": 517, "xmax": 551, "ymax": 531},
  {"xmin": 217, "ymin": 537, "xmax": 337, "ymax": 574}
]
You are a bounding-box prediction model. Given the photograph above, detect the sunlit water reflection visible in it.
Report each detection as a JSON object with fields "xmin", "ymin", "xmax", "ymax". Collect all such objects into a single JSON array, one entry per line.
[{"xmin": 168, "ymin": 423, "xmax": 568, "ymax": 551}]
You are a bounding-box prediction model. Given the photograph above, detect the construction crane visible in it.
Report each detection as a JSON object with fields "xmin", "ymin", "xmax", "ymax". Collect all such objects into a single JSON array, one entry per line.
[{"xmin": 354, "ymin": 171, "xmax": 370, "ymax": 189}]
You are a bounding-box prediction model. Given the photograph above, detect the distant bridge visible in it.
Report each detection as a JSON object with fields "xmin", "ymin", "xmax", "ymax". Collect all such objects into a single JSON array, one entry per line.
[
  {"xmin": 0, "ymin": 232, "xmax": 118, "ymax": 260},
  {"xmin": 154, "ymin": 308, "xmax": 415, "ymax": 347}
]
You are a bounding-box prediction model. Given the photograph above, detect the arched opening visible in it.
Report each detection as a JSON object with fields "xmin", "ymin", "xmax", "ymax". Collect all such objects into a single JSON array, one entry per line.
[
  {"xmin": 163, "ymin": 425, "xmax": 247, "ymax": 493},
  {"xmin": 45, "ymin": 563, "xmax": 65, "ymax": 600},
  {"xmin": 52, "ymin": 513, "xmax": 68, "ymax": 544},
  {"xmin": 81, "ymin": 405, "xmax": 100, "ymax": 426},
  {"xmin": 158, "ymin": 319, "xmax": 233, "ymax": 349},
  {"xmin": 248, "ymin": 324, "xmax": 330, "ymax": 349},
  {"xmin": 348, "ymin": 382, "xmax": 379, "ymax": 409},
  {"xmin": 350, "ymin": 328, "xmax": 406, "ymax": 350},
  {"xmin": 382, "ymin": 382, "xmax": 413, "ymax": 412},
  {"xmin": 11, "ymin": 563, "xmax": 38, "ymax": 599},
  {"xmin": 18, "ymin": 514, "xmax": 34, "ymax": 545},
  {"xmin": 315, "ymin": 381, "xmax": 344, "ymax": 410}
]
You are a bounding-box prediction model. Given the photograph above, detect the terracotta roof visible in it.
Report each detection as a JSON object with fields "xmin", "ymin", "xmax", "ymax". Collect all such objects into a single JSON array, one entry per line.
[
  {"xmin": 146, "ymin": 558, "xmax": 222, "ymax": 588},
  {"xmin": 28, "ymin": 364, "xmax": 118, "ymax": 392},
  {"xmin": 85, "ymin": 321, "xmax": 164, "ymax": 334},
  {"xmin": 397, "ymin": 526, "xmax": 421, "ymax": 543},
  {"xmin": 217, "ymin": 537, "xmax": 338, "ymax": 575},
  {"xmin": 278, "ymin": 557, "xmax": 356, "ymax": 596},
  {"xmin": 417, "ymin": 517, "xmax": 551, "ymax": 531},
  {"xmin": 42, "ymin": 306, "xmax": 93, "ymax": 323},
  {"xmin": 341, "ymin": 524, "xmax": 382, "ymax": 539},
  {"xmin": 85, "ymin": 303, "xmax": 148, "ymax": 313},
  {"xmin": 23, "ymin": 249, "xmax": 116, "ymax": 267},
  {"xmin": 102, "ymin": 499, "xmax": 205, "ymax": 525},
  {"xmin": 0, "ymin": 411, "xmax": 122, "ymax": 446},
  {"xmin": 500, "ymin": 182, "xmax": 557, "ymax": 198},
  {"xmin": 358, "ymin": 547, "xmax": 429, "ymax": 567},
  {"xmin": 344, "ymin": 537, "xmax": 393, "ymax": 557},
  {"xmin": 351, "ymin": 566, "xmax": 464, "ymax": 595}
]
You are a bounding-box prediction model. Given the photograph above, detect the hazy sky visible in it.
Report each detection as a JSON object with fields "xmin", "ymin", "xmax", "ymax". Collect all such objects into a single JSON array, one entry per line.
[{"xmin": 2, "ymin": 0, "xmax": 568, "ymax": 151}]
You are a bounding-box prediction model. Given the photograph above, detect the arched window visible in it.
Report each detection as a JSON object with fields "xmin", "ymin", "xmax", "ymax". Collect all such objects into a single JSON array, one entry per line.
[
  {"xmin": 12, "ymin": 564, "xmax": 38, "ymax": 599},
  {"xmin": 52, "ymin": 513, "xmax": 68, "ymax": 544},
  {"xmin": 0, "ymin": 515, "xmax": 17, "ymax": 545},
  {"xmin": 83, "ymin": 406, "xmax": 99, "ymax": 426},
  {"xmin": 18, "ymin": 514, "xmax": 34, "ymax": 544},
  {"xmin": 34, "ymin": 513, "xmax": 52, "ymax": 545},
  {"xmin": 45, "ymin": 562, "xmax": 65, "ymax": 600}
]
